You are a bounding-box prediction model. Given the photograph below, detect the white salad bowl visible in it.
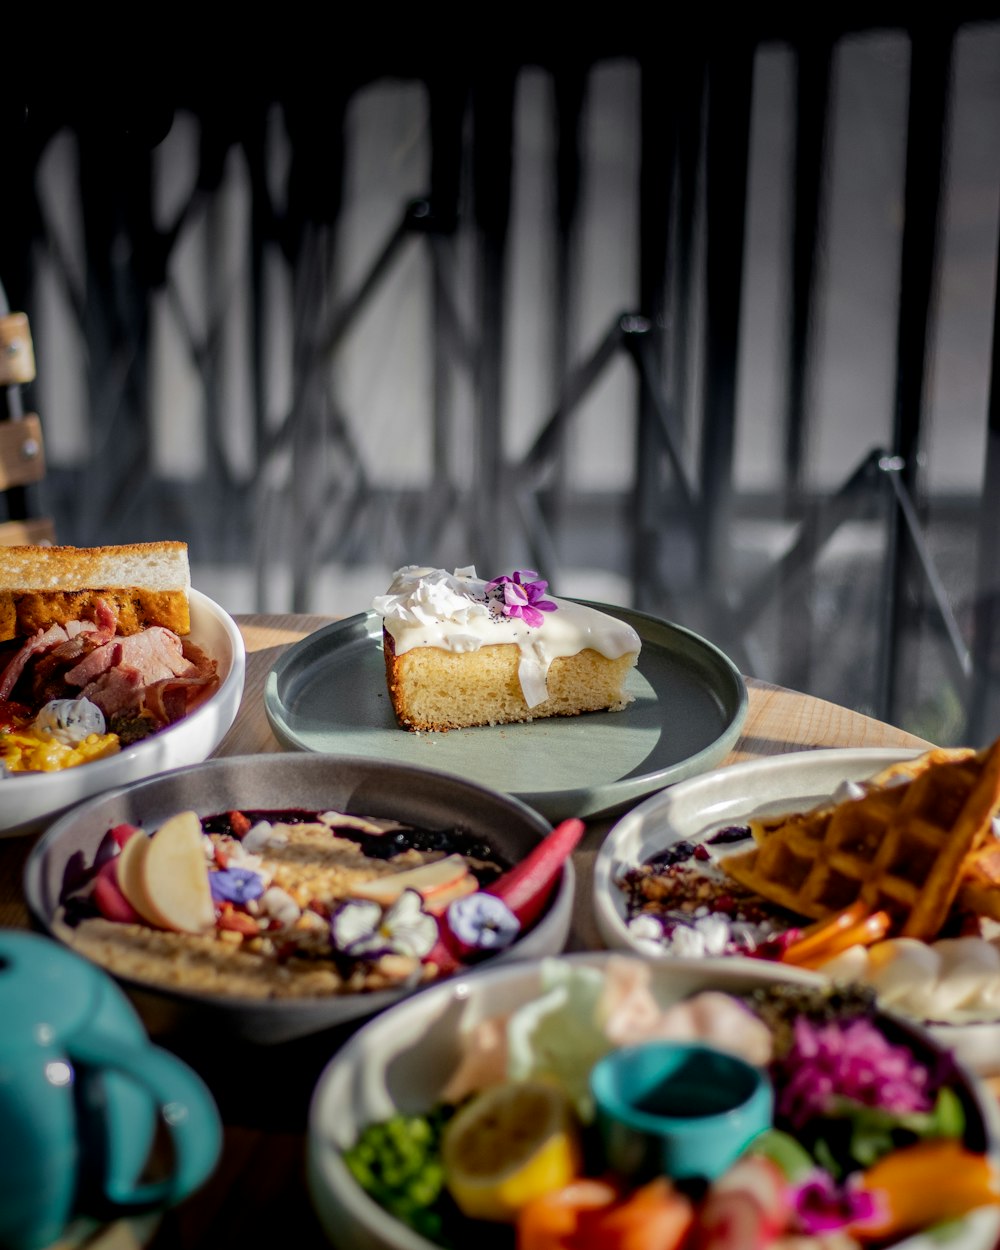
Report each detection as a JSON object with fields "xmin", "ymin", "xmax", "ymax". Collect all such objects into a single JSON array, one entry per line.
[
  {"xmin": 307, "ymin": 951, "xmax": 1000, "ymax": 1250},
  {"xmin": 0, "ymin": 588, "xmax": 246, "ymax": 836}
]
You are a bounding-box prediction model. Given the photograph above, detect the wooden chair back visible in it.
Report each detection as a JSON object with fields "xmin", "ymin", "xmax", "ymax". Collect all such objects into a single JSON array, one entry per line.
[{"xmin": 0, "ymin": 308, "xmax": 55, "ymax": 546}]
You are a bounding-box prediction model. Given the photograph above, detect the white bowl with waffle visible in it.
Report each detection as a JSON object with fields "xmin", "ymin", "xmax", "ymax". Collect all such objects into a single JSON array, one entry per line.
[{"xmin": 594, "ymin": 744, "xmax": 1000, "ymax": 1074}]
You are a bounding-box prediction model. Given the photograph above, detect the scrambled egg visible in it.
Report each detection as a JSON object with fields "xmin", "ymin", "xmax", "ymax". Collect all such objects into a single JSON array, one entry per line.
[{"xmin": 0, "ymin": 729, "xmax": 120, "ymax": 772}]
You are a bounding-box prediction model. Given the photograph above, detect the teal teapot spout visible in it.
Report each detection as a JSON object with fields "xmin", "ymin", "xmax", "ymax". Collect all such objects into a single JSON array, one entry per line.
[{"xmin": 0, "ymin": 930, "xmax": 221, "ymax": 1250}]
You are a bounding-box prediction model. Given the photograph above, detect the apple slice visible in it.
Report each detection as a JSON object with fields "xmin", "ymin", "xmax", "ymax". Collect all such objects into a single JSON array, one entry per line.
[
  {"xmin": 116, "ymin": 829, "xmax": 159, "ymax": 925},
  {"xmin": 423, "ymin": 874, "xmax": 480, "ymax": 916},
  {"xmin": 93, "ymin": 858, "xmax": 143, "ymax": 924},
  {"xmin": 136, "ymin": 811, "xmax": 216, "ymax": 934},
  {"xmin": 352, "ymin": 854, "xmax": 469, "ymax": 905}
]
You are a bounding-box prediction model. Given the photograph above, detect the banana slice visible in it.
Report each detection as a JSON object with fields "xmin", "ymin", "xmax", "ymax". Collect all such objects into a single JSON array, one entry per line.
[
  {"xmin": 864, "ymin": 939, "xmax": 941, "ymax": 1016},
  {"xmin": 926, "ymin": 938, "xmax": 1000, "ymax": 1017}
]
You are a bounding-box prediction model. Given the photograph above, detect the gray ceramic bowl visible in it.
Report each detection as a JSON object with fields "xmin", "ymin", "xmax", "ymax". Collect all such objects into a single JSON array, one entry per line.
[{"xmin": 23, "ymin": 754, "xmax": 570, "ymax": 1045}]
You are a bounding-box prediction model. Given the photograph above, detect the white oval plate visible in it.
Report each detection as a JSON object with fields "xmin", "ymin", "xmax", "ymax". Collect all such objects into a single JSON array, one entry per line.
[
  {"xmin": 0, "ymin": 588, "xmax": 246, "ymax": 836},
  {"xmin": 594, "ymin": 747, "xmax": 1000, "ymax": 1075},
  {"xmin": 307, "ymin": 951, "xmax": 1000, "ymax": 1250}
]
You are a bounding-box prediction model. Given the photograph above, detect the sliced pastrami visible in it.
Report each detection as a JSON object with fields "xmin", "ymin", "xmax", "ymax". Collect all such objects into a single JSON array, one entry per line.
[
  {"xmin": 65, "ymin": 627, "xmax": 195, "ymax": 689},
  {"xmin": 0, "ymin": 624, "xmax": 70, "ymax": 700}
]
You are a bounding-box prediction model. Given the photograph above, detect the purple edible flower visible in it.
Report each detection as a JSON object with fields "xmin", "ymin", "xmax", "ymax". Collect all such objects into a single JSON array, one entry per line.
[
  {"xmin": 775, "ymin": 1016, "xmax": 932, "ymax": 1128},
  {"xmin": 792, "ymin": 1169, "xmax": 884, "ymax": 1234},
  {"xmin": 486, "ymin": 570, "xmax": 557, "ymax": 629},
  {"xmin": 447, "ymin": 893, "xmax": 521, "ymax": 951},
  {"xmin": 209, "ymin": 866, "xmax": 265, "ymax": 904}
]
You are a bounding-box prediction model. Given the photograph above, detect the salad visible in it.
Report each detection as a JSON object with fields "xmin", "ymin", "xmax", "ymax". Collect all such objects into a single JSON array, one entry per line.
[{"xmin": 342, "ymin": 958, "xmax": 1000, "ymax": 1249}]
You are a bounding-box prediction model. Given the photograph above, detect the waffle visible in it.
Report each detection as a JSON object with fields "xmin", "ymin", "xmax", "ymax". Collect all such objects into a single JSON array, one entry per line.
[{"xmin": 722, "ymin": 740, "xmax": 1000, "ymax": 940}]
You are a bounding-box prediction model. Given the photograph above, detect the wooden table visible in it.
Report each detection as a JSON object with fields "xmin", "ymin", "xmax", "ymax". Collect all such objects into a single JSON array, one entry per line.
[{"xmin": 0, "ymin": 615, "xmax": 932, "ymax": 1249}]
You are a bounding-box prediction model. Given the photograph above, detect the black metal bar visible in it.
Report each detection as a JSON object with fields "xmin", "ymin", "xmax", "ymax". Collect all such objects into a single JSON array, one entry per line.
[
  {"xmin": 877, "ymin": 21, "xmax": 954, "ymax": 722},
  {"xmin": 427, "ymin": 78, "xmax": 466, "ymax": 493},
  {"xmin": 969, "ymin": 179, "xmax": 1000, "ymax": 744},
  {"xmin": 255, "ymin": 208, "xmax": 415, "ymax": 475},
  {"xmin": 740, "ymin": 449, "xmax": 885, "ymax": 626},
  {"xmin": 471, "ymin": 67, "xmax": 516, "ymax": 571},
  {"xmin": 775, "ymin": 34, "xmax": 833, "ymax": 693},
  {"xmin": 784, "ymin": 38, "xmax": 832, "ymax": 504},
  {"xmin": 626, "ymin": 320, "xmax": 699, "ymax": 519},
  {"xmin": 519, "ymin": 317, "xmax": 626, "ymax": 479},
  {"xmin": 699, "ymin": 40, "xmax": 756, "ymax": 588},
  {"xmin": 883, "ymin": 461, "xmax": 971, "ymax": 694},
  {"xmin": 634, "ymin": 53, "xmax": 679, "ymax": 610},
  {"xmin": 544, "ymin": 63, "xmax": 587, "ymax": 538},
  {"xmin": 672, "ymin": 53, "xmax": 705, "ymax": 442}
]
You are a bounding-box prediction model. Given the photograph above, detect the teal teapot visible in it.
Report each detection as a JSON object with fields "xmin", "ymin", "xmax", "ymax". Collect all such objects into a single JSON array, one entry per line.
[{"xmin": 0, "ymin": 930, "xmax": 221, "ymax": 1250}]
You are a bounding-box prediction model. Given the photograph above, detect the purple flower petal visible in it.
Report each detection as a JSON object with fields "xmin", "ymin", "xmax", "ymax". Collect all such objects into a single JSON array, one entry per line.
[
  {"xmin": 448, "ymin": 893, "xmax": 521, "ymax": 950},
  {"xmin": 793, "ymin": 1170, "xmax": 881, "ymax": 1234},
  {"xmin": 209, "ymin": 866, "xmax": 265, "ymax": 904},
  {"xmin": 486, "ymin": 570, "xmax": 559, "ymax": 629}
]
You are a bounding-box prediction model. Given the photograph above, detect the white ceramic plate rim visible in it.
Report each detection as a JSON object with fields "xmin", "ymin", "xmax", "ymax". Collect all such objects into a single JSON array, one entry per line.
[{"xmin": 0, "ymin": 588, "xmax": 246, "ymax": 834}]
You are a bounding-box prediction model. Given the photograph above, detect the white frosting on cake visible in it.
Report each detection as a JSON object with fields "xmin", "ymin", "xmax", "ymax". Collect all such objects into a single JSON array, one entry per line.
[{"xmin": 372, "ymin": 566, "xmax": 641, "ymax": 708}]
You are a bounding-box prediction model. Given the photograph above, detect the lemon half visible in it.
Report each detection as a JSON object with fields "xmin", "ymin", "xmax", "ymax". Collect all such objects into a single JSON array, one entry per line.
[{"xmin": 441, "ymin": 1080, "xmax": 581, "ymax": 1222}]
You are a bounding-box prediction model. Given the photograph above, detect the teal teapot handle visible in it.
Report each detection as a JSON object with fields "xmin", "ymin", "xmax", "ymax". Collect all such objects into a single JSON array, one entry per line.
[{"xmin": 68, "ymin": 1032, "xmax": 221, "ymax": 1209}]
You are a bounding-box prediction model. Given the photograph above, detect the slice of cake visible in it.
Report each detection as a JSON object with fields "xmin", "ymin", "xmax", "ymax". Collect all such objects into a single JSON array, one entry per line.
[{"xmin": 373, "ymin": 566, "xmax": 641, "ymax": 731}]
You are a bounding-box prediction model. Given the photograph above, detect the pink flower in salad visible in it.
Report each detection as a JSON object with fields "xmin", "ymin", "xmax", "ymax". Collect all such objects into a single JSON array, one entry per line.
[
  {"xmin": 775, "ymin": 1017, "xmax": 932, "ymax": 1128},
  {"xmin": 792, "ymin": 1169, "xmax": 885, "ymax": 1234},
  {"xmin": 486, "ymin": 571, "xmax": 557, "ymax": 629}
]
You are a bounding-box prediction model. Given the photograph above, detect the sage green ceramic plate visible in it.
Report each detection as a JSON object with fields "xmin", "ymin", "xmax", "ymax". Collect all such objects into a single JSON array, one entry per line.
[{"xmin": 264, "ymin": 603, "xmax": 748, "ymax": 821}]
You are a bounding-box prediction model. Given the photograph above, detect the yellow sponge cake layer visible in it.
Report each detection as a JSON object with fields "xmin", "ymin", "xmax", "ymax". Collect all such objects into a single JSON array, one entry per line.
[{"xmin": 374, "ymin": 566, "xmax": 641, "ymax": 732}]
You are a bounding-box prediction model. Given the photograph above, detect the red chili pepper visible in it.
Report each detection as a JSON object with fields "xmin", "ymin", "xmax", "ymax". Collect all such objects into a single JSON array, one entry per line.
[
  {"xmin": 424, "ymin": 819, "xmax": 587, "ymax": 972},
  {"xmin": 486, "ymin": 818, "xmax": 585, "ymax": 927}
]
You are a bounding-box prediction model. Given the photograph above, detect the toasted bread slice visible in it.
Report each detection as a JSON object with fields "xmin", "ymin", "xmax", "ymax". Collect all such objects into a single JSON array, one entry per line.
[{"xmin": 0, "ymin": 542, "xmax": 191, "ymax": 640}]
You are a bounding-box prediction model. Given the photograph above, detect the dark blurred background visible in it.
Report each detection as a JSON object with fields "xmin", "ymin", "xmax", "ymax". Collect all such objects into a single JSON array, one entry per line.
[{"xmin": 2, "ymin": 13, "xmax": 999, "ymax": 745}]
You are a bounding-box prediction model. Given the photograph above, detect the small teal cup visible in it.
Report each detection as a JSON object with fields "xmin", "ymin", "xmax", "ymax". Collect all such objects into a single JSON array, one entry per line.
[{"xmin": 590, "ymin": 1041, "xmax": 773, "ymax": 1183}]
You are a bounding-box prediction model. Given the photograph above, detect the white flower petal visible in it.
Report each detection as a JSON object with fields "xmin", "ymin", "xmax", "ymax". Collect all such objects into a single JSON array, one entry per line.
[{"xmin": 331, "ymin": 898, "xmax": 383, "ymax": 950}]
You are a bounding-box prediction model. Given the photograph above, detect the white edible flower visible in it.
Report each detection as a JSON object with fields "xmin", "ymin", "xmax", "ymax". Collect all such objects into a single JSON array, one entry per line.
[
  {"xmin": 331, "ymin": 889, "xmax": 437, "ymax": 960},
  {"xmin": 259, "ymin": 886, "xmax": 301, "ymax": 929},
  {"xmin": 243, "ymin": 821, "xmax": 287, "ymax": 853},
  {"xmin": 666, "ymin": 915, "xmax": 732, "ymax": 958},
  {"xmin": 693, "ymin": 914, "xmax": 730, "ymax": 955},
  {"xmin": 667, "ymin": 924, "xmax": 710, "ymax": 958},
  {"xmin": 626, "ymin": 914, "xmax": 666, "ymax": 954},
  {"xmin": 224, "ymin": 841, "xmax": 265, "ymax": 874},
  {"xmin": 33, "ymin": 697, "xmax": 105, "ymax": 746}
]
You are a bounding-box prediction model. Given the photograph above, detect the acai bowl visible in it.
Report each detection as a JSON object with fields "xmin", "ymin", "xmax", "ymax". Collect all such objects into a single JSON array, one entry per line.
[{"xmin": 23, "ymin": 754, "xmax": 574, "ymax": 1044}]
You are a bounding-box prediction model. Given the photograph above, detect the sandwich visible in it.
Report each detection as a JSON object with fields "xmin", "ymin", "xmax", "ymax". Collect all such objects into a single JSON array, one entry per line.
[
  {"xmin": 0, "ymin": 542, "xmax": 191, "ymax": 643},
  {"xmin": 0, "ymin": 542, "xmax": 217, "ymax": 763}
]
